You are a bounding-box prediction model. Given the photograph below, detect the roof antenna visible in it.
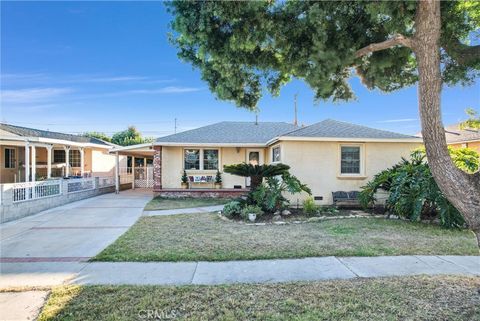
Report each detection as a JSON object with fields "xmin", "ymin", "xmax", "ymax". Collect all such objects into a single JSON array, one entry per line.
[
  {"xmin": 255, "ymin": 111, "xmax": 259, "ymax": 125},
  {"xmin": 294, "ymin": 93, "xmax": 298, "ymax": 126}
]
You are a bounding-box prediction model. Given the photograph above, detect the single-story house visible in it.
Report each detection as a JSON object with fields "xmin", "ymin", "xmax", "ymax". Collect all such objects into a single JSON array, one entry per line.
[
  {"xmin": 444, "ymin": 123, "xmax": 480, "ymax": 152},
  {"xmin": 0, "ymin": 123, "xmax": 128, "ymax": 183},
  {"xmin": 113, "ymin": 119, "xmax": 422, "ymax": 204}
]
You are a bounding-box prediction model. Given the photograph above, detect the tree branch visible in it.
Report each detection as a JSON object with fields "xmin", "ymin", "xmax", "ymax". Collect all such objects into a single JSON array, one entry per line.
[
  {"xmin": 442, "ymin": 38, "xmax": 480, "ymax": 65},
  {"xmin": 355, "ymin": 34, "xmax": 413, "ymax": 58}
]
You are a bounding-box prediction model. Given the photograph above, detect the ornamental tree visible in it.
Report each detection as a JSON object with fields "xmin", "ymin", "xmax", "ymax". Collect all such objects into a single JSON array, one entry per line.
[{"xmin": 167, "ymin": 1, "xmax": 480, "ymax": 245}]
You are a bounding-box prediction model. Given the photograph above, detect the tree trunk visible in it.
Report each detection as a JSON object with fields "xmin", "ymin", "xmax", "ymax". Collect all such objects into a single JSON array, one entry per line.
[{"xmin": 413, "ymin": 0, "xmax": 480, "ymax": 246}]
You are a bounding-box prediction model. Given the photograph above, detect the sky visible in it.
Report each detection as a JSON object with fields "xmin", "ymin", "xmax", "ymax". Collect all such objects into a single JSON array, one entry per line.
[{"xmin": 1, "ymin": 1, "xmax": 479, "ymax": 138}]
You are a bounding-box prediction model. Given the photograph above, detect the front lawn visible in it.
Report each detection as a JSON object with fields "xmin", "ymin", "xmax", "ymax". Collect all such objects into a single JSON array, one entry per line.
[
  {"xmin": 144, "ymin": 197, "xmax": 230, "ymax": 211},
  {"xmin": 38, "ymin": 276, "xmax": 480, "ymax": 321},
  {"xmin": 94, "ymin": 214, "xmax": 478, "ymax": 262}
]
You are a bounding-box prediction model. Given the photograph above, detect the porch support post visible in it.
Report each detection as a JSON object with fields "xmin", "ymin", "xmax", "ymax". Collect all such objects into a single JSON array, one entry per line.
[
  {"xmin": 79, "ymin": 147, "xmax": 85, "ymax": 177},
  {"xmin": 31, "ymin": 145, "xmax": 36, "ymax": 183},
  {"xmin": 64, "ymin": 146, "xmax": 70, "ymax": 177},
  {"xmin": 115, "ymin": 152, "xmax": 120, "ymax": 194},
  {"xmin": 132, "ymin": 156, "xmax": 135, "ymax": 190},
  {"xmin": 153, "ymin": 146, "xmax": 162, "ymax": 191},
  {"xmin": 46, "ymin": 145, "xmax": 53, "ymax": 179},
  {"xmin": 25, "ymin": 142, "xmax": 30, "ymax": 182}
]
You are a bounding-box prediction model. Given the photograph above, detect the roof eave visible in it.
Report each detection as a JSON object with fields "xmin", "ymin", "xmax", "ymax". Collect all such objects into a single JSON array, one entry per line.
[
  {"xmin": 274, "ymin": 136, "xmax": 423, "ymax": 143},
  {"xmin": 0, "ymin": 135, "xmax": 112, "ymax": 149},
  {"xmin": 153, "ymin": 142, "xmax": 267, "ymax": 148}
]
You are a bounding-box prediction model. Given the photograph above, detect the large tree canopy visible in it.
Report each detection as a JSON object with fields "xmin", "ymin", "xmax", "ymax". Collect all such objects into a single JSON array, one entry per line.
[
  {"xmin": 167, "ymin": 1, "xmax": 479, "ymax": 109},
  {"xmin": 167, "ymin": 0, "xmax": 480, "ymax": 246}
]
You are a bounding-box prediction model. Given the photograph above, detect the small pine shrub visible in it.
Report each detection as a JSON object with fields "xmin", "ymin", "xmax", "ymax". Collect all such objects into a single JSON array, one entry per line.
[
  {"xmin": 302, "ymin": 197, "xmax": 319, "ymax": 216},
  {"xmin": 240, "ymin": 205, "xmax": 264, "ymax": 220},
  {"xmin": 222, "ymin": 201, "xmax": 242, "ymax": 218}
]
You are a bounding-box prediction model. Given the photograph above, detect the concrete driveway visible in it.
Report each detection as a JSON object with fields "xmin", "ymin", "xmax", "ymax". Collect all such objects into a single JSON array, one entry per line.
[{"xmin": 0, "ymin": 189, "xmax": 151, "ymax": 262}]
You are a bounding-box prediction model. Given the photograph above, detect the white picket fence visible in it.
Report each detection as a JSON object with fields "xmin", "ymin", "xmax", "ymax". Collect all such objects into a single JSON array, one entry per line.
[{"xmin": 12, "ymin": 180, "xmax": 62, "ymax": 203}]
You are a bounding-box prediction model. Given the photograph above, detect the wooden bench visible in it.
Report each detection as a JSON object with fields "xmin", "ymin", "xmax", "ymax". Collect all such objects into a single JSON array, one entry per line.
[{"xmin": 332, "ymin": 191, "xmax": 361, "ymax": 208}]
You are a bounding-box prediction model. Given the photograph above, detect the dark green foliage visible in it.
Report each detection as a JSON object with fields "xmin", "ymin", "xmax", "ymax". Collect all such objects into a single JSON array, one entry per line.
[
  {"xmin": 223, "ymin": 201, "xmax": 242, "ymax": 219},
  {"xmin": 223, "ymin": 163, "xmax": 290, "ymax": 191},
  {"xmin": 360, "ymin": 151, "xmax": 467, "ymax": 228},
  {"xmin": 167, "ymin": 1, "xmax": 479, "ymax": 109},
  {"xmin": 111, "ymin": 126, "xmax": 154, "ymax": 146},
  {"xmin": 181, "ymin": 170, "xmax": 188, "ymax": 184},
  {"xmin": 250, "ymin": 173, "xmax": 311, "ymax": 213},
  {"xmin": 83, "ymin": 131, "xmax": 111, "ymax": 142},
  {"xmin": 215, "ymin": 170, "xmax": 222, "ymax": 184}
]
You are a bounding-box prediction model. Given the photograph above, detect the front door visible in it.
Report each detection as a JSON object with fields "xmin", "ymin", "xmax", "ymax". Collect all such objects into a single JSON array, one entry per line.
[{"xmin": 245, "ymin": 149, "xmax": 264, "ymax": 187}]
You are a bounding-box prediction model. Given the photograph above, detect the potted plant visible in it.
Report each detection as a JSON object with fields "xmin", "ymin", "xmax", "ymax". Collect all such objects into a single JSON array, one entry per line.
[
  {"xmin": 181, "ymin": 170, "xmax": 189, "ymax": 189},
  {"xmin": 241, "ymin": 205, "xmax": 263, "ymax": 222},
  {"xmin": 214, "ymin": 170, "xmax": 222, "ymax": 189}
]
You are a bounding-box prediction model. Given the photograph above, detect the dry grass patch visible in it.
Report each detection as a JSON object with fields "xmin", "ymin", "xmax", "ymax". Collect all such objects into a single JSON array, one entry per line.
[
  {"xmin": 94, "ymin": 214, "xmax": 478, "ymax": 262},
  {"xmin": 37, "ymin": 276, "xmax": 480, "ymax": 321},
  {"xmin": 144, "ymin": 197, "xmax": 229, "ymax": 211}
]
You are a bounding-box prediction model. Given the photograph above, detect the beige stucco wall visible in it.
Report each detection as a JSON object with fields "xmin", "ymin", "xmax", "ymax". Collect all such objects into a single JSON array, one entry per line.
[
  {"xmin": 161, "ymin": 146, "xmax": 249, "ymax": 188},
  {"xmin": 279, "ymin": 140, "xmax": 420, "ymax": 204},
  {"xmin": 448, "ymin": 141, "xmax": 480, "ymax": 153},
  {"xmin": 90, "ymin": 148, "xmax": 127, "ymax": 177}
]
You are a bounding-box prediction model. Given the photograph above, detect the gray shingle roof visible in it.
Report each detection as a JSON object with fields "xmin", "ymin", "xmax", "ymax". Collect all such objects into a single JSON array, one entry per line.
[
  {"xmin": 284, "ymin": 119, "xmax": 419, "ymax": 140},
  {"xmin": 444, "ymin": 123, "xmax": 480, "ymax": 143},
  {"xmin": 0, "ymin": 123, "xmax": 110, "ymax": 146},
  {"xmin": 156, "ymin": 121, "xmax": 298, "ymax": 144}
]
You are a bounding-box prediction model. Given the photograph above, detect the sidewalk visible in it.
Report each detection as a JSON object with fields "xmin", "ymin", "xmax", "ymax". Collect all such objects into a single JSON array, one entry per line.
[{"xmin": 1, "ymin": 255, "xmax": 478, "ymax": 287}]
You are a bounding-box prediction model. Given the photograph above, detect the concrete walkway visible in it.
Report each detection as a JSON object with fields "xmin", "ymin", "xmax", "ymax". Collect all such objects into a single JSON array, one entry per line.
[
  {"xmin": 142, "ymin": 205, "xmax": 224, "ymax": 216},
  {"xmin": 1, "ymin": 255, "xmax": 478, "ymax": 288},
  {"xmin": 0, "ymin": 189, "xmax": 151, "ymax": 261}
]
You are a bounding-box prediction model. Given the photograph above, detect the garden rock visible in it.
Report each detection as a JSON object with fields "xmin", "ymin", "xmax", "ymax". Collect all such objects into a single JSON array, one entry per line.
[
  {"xmin": 274, "ymin": 211, "xmax": 281, "ymax": 216},
  {"xmin": 272, "ymin": 215, "xmax": 282, "ymax": 222},
  {"xmin": 281, "ymin": 209, "xmax": 291, "ymax": 216}
]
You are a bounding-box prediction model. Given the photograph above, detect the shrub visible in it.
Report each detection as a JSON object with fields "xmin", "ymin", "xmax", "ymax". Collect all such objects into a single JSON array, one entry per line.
[
  {"xmin": 222, "ymin": 201, "xmax": 242, "ymax": 218},
  {"xmin": 319, "ymin": 206, "xmax": 339, "ymax": 216},
  {"xmin": 360, "ymin": 150, "xmax": 466, "ymax": 228},
  {"xmin": 250, "ymin": 173, "xmax": 311, "ymax": 213},
  {"xmin": 302, "ymin": 197, "xmax": 319, "ymax": 216},
  {"xmin": 240, "ymin": 205, "xmax": 264, "ymax": 220},
  {"xmin": 181, "ymin": 170, "xmax": 188, "ymax": 184},
  {"xmin": 215, "ymin": 170, "xmax": 222, "ymax": 184}
]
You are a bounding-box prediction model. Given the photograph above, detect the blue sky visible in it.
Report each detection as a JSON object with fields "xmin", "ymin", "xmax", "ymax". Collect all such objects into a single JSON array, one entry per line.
[{"xmin": 1, "ymin": 1, "xmax": 479, "ymax": 137}]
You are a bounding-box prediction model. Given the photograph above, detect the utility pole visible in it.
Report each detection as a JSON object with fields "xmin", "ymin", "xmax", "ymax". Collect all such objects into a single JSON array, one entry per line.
[
  {"xmin": 294, "ymin": 93, "xmax": 298, "ymax": 126},
  {"xmin": 174, "ymin": 118, "xmax": 177, "ymax": 134},
  {"xmin": 255, "ymin": 112, "xmax": 258, "ymax": 125}
]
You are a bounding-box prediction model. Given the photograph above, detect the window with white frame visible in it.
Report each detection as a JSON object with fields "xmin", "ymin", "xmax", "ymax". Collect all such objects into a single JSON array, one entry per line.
[
  {"xmin": 203, "ymin": 149, "xmax": 219, "ymax": 170},
  {"xmin": 4, "ymin": 148, "xmax": 16, "ymax": 168},
  {"xmin": 272, "ymin": 146, "xmax": 281, "ymax": 163},
  {"xmin": 340, "ymin": 146, "xmax": 361, "ymax": 174},
  {"xmin": 70, "ymin": 150, "xmax": 81, "ymax": 167},
  {"xmin": 184, "ymin": 149, "xmax": 200, "ymax": 170}
]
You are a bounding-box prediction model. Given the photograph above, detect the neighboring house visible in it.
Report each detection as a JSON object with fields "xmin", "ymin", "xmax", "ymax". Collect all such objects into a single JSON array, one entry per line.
[
  {"xmin": 0, "ymin": 123, "xmax": 127, "ymax": 183},
  {"xmin": 114, "ymin": 119, "xmax": 422, "ymax": 204},
  {"xmin": 444, "ymin": 123, "xmax": 480, "ymax": 152}
]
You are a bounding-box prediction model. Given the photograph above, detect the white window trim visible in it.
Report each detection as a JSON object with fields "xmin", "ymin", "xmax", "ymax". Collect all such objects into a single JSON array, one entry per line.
[
  {"xmin": 271, "ymin": 144, "xmax": 281, "ymax": 164},
  {"xmin": 183, "ymin": 148, "xmax": 221, "ymax": 172},
  {"xmin": 337, "ymin": 143, "xmax": 366, "ymax": 178},
  {"xmin": 4, "ymin": 147, "xmax": 17, "ymax": 169}
]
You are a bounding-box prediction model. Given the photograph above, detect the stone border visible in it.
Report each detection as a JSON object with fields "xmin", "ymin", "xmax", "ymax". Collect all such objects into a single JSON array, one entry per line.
[{"xmin": 217, "ymin": 212, "xmax": 386, "ymax": 226}]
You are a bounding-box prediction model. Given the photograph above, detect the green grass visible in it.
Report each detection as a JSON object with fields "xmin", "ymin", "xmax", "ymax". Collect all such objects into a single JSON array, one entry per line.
[
  {"xmin": 144, "ymin": 197, "xmax": 230, "ymax": 211},
  {"xmin": 37, "ymin": 276, "xmax": 480, "ymax": 321},
  {"xmin": 94, "ymin": 214, "xmax": 479, "ymax": 262}
]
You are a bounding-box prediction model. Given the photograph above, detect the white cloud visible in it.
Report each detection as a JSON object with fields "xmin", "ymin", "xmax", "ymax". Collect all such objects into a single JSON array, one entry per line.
[
  {"xmin": 125, "ymin": 86, "xmax": 203, "ymax": 94},
  {"xmin": 0, "ymin": 88, "xmax": 73, "ymax": 103},
  {"xmin": 376, "ymin": 118, "xmax": 418, "ymax": 123}
]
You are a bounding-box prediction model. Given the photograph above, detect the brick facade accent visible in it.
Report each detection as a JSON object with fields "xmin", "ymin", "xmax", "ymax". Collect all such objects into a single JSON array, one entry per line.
[
  {"xmin": 153, "ymin": 145, "xmax": 162, "ymax": 191},
  {"xmin": 154, "ymin": 189, "xmax": 248, "ymax": 199}
]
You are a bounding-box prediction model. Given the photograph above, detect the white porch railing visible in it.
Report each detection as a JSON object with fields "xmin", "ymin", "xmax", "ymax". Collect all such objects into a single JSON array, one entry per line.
[
  {"xmin": 66, "ymin": 177, "xmax": 96, "ymax": 193},
  {"xmin": 12, "ymin": 180, "xmax": 62, "ymax": 203}
]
